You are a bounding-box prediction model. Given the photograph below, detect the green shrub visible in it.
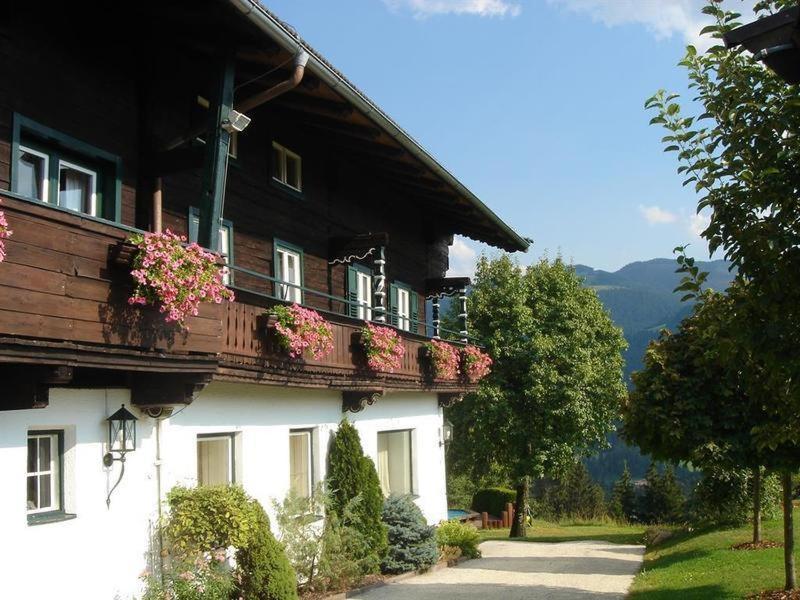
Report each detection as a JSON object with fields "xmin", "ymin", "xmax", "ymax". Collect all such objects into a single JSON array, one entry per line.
[
  {"xmin": 165, "ymin": 485, "xmax": 297, "ymax": 600},
  {"xmin": 436, "ymin": 520, "xmax": 481, "ymax": 559},
  {"xmin": 381, "ymin": 495, "xmax": 438, "ymax": 574},
  {"xmin": 689, "ymin": 468, "xmax": 781, "ymax": 528},
  {"xmin": 328, "ymin": 419, "xmax": 388, "ymax": 564},
  {"xmin": 141, "ymin": 550, "xmax": 236, "ymax": 600},
  {"xmin": 238, "ymin": 502, "xmax": 298, "ymax": 600},
  {"xmin": 471, "ymin": 487, "xmax": 516, "ymax": 518},
  {"xmin": 273, "ymin": 489, "xmax": 326, "ymax": 592},
  {"xmin": 319, "ymin": 498, "xmax": 380, "ymax": 591}
]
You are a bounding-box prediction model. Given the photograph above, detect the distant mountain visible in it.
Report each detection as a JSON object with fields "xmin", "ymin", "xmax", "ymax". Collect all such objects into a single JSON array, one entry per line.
[{"xmin": 577, "ymin": 258, "xmax": 734, "ymax": 491}]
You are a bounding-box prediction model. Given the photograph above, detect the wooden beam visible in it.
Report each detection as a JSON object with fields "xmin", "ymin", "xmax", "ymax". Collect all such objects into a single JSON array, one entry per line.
[
  {"xmin": 319, "ymin": 133, "xmax": 405, "ymax": 158},
  {"xmin": 272, "ymin": 93, "xmax": 353, "ymax": 119},
  {"xmin": 131, "ymin": 373, "xmax": 214, "ymax": 408},
  {"xmin": 298, "ymin": 118, "xmax": 381, "ymax": 142}
]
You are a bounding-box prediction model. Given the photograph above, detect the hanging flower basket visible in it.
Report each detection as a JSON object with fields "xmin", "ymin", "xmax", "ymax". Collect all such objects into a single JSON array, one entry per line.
[
  {"xmin": 360, "ymin": 322, "xmax": 405, "ymax": 373},
  {"xmin": 423, "ymin": 339, "xmax": 460, "ymax": 380},
  {"xmin": 266, "ymin": 303, "xmax": 334, "ymax": 360},
  {"xmin": 127, "ymin": 229, "xmax": 234, "ymax": 326},
  {"xmin": 461, "ymin": 345, "xmax": 492, "ymax": 383},
  {"xmin": 0, "ymin": 199, "xmax": 12, "ymax": 263}
]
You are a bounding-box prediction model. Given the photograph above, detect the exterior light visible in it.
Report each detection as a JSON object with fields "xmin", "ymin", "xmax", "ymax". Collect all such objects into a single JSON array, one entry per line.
[
  {"xmin": 441, "ymin": 419, "xmax": 454, "ymax": 447},
  {"xmin": 103, "ymin": 404, "xmax": 137, "ymax": 507},
  {"xmin": 221, "ymin": 110, "xmax": 251, "ymax": 133}
]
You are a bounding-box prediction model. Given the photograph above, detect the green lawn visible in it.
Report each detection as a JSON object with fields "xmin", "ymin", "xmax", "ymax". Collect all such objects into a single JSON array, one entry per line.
[
  {"xmin": 477, "ymin": 518, "xmax": 797, "ymax": 599},
  {"xmin": 629, "ymin": 518, "xmax": 797, "ymax": 599}
]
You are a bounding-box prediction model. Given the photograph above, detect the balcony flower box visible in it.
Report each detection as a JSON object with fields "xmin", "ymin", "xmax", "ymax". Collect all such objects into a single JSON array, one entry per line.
[
  {"xmin": 461, "ymin": 345, "xmax": 492, "ymax": 383},
  {"xmin": 422, "ymin": 339, "xmax": 460, "ymax": 380},
  {"xmin": 263, "ymin": 303, "xmax": 334, "ymax": 360},
  {"xmin": 359, "ymin": 322, "xmax": 405, "ymax": 373},
  {"xmin": 126, "ymin": 230, "xmax": 234, "ymax": 326}
]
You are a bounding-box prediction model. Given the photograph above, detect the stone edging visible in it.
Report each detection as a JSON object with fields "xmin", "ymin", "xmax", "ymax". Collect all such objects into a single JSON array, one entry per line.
[{"xmin": 321, "ymin": 556, "xmax": 472, "ymax": 599}]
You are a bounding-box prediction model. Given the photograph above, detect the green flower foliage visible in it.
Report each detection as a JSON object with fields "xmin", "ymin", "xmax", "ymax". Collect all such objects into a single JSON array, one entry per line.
[
  {"xmin": 435, "ymin": 520, "xmax": 481, "ymax": 559},
  {"xmin": 327, "ymin": 419, "xmax": 388, "ymax": 566},
  {"xmin": 381, "ymin": 495, "xmax": 438, "ymax": 574}
]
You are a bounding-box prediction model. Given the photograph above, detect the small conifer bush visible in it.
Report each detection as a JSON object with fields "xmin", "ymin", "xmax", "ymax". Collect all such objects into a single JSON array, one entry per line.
[{"xmin": 381, "ymin": 495, "xmax": 438, "ymax": 574}]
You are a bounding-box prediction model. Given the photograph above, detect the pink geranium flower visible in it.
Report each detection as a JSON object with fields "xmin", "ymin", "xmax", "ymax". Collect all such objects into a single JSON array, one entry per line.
[
  {"xmin": 127, "ymin": 229, "xmax": 234, "ymax": 327},
  {"xmin": 270, "ymin": 303, "xmax": 334, "ymax": 360},
  {"xmin": 461, "ymin": 345, "xmax": 492, "ymax": 383},
  {"xmin": 0, "ymin": 199, "xmax": 13, "ymax": 263},
  {"xmin": 425, "ymin": 339, "xmax": 460, "ymax": 380},
  {"xmin": 361, "ymin": 322, "xmax": 405, "ymax": 373}
]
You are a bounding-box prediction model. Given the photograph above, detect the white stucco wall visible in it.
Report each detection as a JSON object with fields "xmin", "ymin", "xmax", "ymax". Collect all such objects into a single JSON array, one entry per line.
[{"xmin": 0, "ymin": 383, "xmax": 447, "ymax": 600}]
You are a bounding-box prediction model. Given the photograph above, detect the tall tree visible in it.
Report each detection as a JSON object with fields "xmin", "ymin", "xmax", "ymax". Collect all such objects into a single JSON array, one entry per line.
[
  {"xmin": 609, "ymin": 462, "xmax": 636, "ymax": 522},
  {"xmin": 646, "ymin": 0, "xmax": 800, "ymax": 588},
  {"xmin": 447, "ymin": 256, "xmax": 626, "ymax": 537}
]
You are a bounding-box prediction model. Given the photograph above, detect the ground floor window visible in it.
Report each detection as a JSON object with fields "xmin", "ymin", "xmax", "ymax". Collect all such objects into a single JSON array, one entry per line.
[
  {"xmin": 27, "ymin": 431, "xmax": 62, "ymax": 514},
  {"xmin": 197, "ymin": 433, "xmax": 235, "ymax": 486},
  {"xmin": 289, "ymin": 429, "xmax": 313, "ymax": 498},
  {"xmin": 377, "ymin": 429, "xmax": 413, "ymax": 496}
]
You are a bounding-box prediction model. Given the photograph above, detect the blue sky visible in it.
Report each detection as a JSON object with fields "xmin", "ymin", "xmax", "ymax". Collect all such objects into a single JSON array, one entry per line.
[{"xmin": 264, "ymin": 0, "xmax": 741, "ymax": 273}]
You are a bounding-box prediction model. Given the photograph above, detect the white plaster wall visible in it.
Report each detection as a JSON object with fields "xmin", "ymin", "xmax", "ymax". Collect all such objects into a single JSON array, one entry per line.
[{"xmin": 0, "ymin": 383, "xmax": 447, "ymax": 600}]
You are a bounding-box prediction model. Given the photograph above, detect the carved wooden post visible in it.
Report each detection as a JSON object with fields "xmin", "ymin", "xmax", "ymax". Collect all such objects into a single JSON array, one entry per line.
[
  {"xmin": 431, "ymin": 294, "xmax": 441, "ymax": 339},
  {"xmin": 458, "ymin": 285, "xmax": 468, "ymax": 343},
  {"xmin": 373, "ymin": 245, "xmax": 386, "ymax": 323}
]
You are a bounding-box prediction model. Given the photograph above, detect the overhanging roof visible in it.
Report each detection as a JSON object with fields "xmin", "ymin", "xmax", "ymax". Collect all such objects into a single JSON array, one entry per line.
[{"xmin": 227, "ymin": 0, "xmax": 530, "ymax": 252}]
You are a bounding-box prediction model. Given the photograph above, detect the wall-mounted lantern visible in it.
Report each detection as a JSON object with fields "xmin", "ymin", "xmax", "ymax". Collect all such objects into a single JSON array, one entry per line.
[
  {"xmin": 103, "ymin": 404, "xmax": 137, "ymax": 507},
  {"xmin": 441, "ymin": 419, "xmax": 454, "ymax": 448}
]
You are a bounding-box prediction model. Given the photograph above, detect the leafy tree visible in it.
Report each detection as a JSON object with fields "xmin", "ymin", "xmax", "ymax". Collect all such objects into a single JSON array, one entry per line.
[
  {"xmin": 447, "ymin": 255, "xmax": 627, "ymax": 537},
  {"xmin": 646, "ymin": 0, "xmax": 800, "ymax": 588},
  {"xmin": 689, "ymin": 467, "xmax": 781, "ymax": 529},
  {"xmin": 639, "ymin": 463, "xmax": 685, "ymax": 524},
  {"xmin": 327, "ymin": 419, "xmax": 388, "ymax": 566},
  {"xmin": 608, "ymin": 462, "xmax": 637, "ymax": 522}
]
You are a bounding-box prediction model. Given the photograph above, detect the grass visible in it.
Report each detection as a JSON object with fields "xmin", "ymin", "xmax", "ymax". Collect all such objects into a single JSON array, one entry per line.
[
  {"xmin": 478, "ymin": 518, "xmax": 646, "ymax": 546},
  {"xmin": 629, "ymin": 518, "xmax": 797, "ymax": 600}
]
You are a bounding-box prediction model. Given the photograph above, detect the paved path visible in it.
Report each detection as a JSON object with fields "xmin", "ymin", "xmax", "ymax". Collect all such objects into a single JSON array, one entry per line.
[{"xmin": 350, "ymin": 540, "xmax": 645, "ymax": 600}]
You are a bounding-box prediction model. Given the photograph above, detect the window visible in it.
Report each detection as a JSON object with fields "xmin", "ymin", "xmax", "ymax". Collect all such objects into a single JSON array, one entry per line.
[
  {"xmin": 275, "ymin": 241, "xmax": 303, "ymax": 303},
  {"xmin": 377, "ymin": 430, "xmax": 413, "ymax": 496},
  {"xmin": 17, "ymin": 146, "xmax": 49, "ymax": 201},
  {"xmin": 12, "ymin": 114, "xmax": 121, "ymax": 220},
  {"xmin": 272, "ymin": 142, "xmax": 302, "ymax": 191},
  {"xmin": 27, "ymin": 431, "xmax": 62, "ymax": 515},
  {"xmin": 390, "ymin": 283, "xmax": 418, "ymax": 333},
  {"xmin": 197, "ymin": 434, "xmax": 235, "ymax": 486},
  {"xmin": 188, "ymin": 207, "xmax": 234, "ymax": 285},
  {"xmin": 347, "ymin": 265, "xmax": 373, "ymax": 320},
  {"xmin": 289, "ymin": 430, "xmax": 313, "ymax": 498}
]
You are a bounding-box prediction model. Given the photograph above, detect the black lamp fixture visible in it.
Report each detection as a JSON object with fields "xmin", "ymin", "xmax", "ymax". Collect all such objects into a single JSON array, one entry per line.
[
  {"xmin": 441, "ymin": 419, "xmax": 454, "ymax": 447},
  {"xmin": 103, "ymin": 404, "xmax": 137, "ymax": 507}
]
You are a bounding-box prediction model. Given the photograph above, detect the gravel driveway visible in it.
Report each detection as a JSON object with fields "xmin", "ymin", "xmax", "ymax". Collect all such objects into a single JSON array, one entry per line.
[{"xmin": 350, "ymin": 540, "xmax": 645, "ymax": 600}]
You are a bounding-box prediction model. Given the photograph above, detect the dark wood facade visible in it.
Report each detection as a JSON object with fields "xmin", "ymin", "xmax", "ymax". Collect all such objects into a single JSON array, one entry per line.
[{"xmin": 0, "ymin": 2, "xmax": 523, "ymax": 408}]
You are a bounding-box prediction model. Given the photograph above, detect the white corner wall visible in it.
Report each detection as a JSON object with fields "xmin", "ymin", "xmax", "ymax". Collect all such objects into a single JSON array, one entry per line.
[{"xmin": 0, "ymin": 382, "xmax": 447, "ymax": 600}]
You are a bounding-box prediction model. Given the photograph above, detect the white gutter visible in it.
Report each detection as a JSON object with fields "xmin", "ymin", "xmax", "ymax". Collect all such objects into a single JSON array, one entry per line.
[{"xmin": 227, "ymin": 0, "xmax": 530, "ymax": 252}]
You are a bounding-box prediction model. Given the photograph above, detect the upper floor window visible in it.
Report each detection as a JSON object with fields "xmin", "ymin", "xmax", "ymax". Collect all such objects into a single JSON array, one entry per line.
[
  {"xmin": 197, "ymin": 433, "xmax": 236, "ymax": 487},
  {"xmin": 377, "ymin": 430, "xmax": 413, "ymax": 496},
  {"xmin": 348, "ymin": 265, "xmax": 372, "ymax": 320},
  {"xmin": 390, "ymin": 283, "xmax": 417, "ymax": 332},
  {"xmin": 274, "ymin": 241, "xmax": 303, "ymax": 303},
  {"xmin": 272, "ymin": 142, "xmax": 302, "ymax": 192},
  {"xmin": 188, "ymin": 207, "xmax": 234, "ymax": 285},
  {"xmin": 289, "ymin": 429, "xmax": 313, "ymax": 499},
  {"xmin": 27, "ymin": 431, "xmax": 62, "ymax": 515},
  {"xmin": 11, "ymin": 114, "xmax": 121, "ymax": 221}
]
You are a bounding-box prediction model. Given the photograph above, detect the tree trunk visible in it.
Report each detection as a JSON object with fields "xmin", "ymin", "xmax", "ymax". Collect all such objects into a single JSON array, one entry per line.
[
  {"xmin": 753, "ymin": 466, "xmax": 762, "ymax": 544},
  {"xmin": 509, "ymin": 479, "xmax": 528, "ymax": 538},
  {"xmin": 782, "ymin": 470, "xmax": 796, "ymax": 590}
]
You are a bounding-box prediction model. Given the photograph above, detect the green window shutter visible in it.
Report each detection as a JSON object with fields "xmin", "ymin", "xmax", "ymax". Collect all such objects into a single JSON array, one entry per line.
[
  {"xmin": 188, "ymin": 207, "xmax": 200, "ymax": 243},
  {"xmin": 389, "ymin": 284, "xmax": 399, "ymax": 327},
  {"xmin": 410, "ymin": 292, "xmax": 419, "ymax": 334},
  {"xmin": 347, "ymin": 266, "xmax": 359, "ymax": 318}
]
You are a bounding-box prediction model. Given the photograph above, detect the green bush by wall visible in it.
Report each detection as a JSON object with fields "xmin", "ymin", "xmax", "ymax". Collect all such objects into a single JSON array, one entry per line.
[{"xmin": 471, "ymin": 487, "xmax": 516, "ymax": 518}]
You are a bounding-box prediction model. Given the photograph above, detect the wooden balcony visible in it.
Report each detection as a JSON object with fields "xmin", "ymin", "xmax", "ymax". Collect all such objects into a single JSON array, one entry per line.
[{"xmin": 0, "ymin": 193, "xmax": 474, "ymax": 396}]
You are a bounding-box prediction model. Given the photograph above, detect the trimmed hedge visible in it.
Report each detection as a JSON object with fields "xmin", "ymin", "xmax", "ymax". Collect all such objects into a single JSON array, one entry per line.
[{"xmin": 471, "ymin": 487, "xmax": 516, "ymax": 518}]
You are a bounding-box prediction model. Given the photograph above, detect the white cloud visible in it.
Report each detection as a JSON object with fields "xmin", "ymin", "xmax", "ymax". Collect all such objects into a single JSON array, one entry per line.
[
  {"xmin": 640, "ymin": 204, "xmax": 679, "ymax": 225},
  {"xmin": 447, "ymin": 236, "xmax": 480, "ymax": 278},
  {"xmin": 547, "ymin": 0, "xmax": 757, "ymax": 49},
  {"xmin": 382, "ymin": 0, "xmax": 521, "ymax": 18},
  {"xmin": 688, "ymin": 211, "xmax": 710, "ymax": 237}
]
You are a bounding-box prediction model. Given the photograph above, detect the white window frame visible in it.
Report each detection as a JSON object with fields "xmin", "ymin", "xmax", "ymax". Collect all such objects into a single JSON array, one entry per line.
[
  {"xmin": 218, "ymin": 224, "xmax": 232, "ymax": 286},
  {"xmin": 26, "ymin": 432, "xmax": 61, "ymax": 515},
  {"xmin": 272, "ymin": 141, "xmax": 302, "ymax": 192},
  {"xmin": 376, "ymin": 429, "xmax": 414, "ymax": 497},
  {"xmin": 289, "ymin": 429, "xmax": 314, "ymax": 498},
  {"xmin": 197, "ymin": 434, "xmax": 235, "ymax": 486},
  {"xmin": 397, "ymin": 287, "xmax": 411, "ymax": 331},
  {"xmin": 276, "ymin": 245, "xmax": 302, "ymax": 303},
  {"xmin": 356, "ymin": 270, "xmax": 372, "ymax": 321},
  {"xmin": 17, "ymin": 145, "xmax": 49, "ymax": 202},
  {"xmin": 58, "ymin": 159, "xmax": 98, "ymax": 216}
]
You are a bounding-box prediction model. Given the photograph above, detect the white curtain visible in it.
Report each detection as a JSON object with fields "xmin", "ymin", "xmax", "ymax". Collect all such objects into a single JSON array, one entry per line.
[
  {"xmin": 197, "ymin": 438, "xmax": 231, "ymax": 486},
  {"xmin": 289, "ymin": 432, "xmax": 311, "ymax": 498}
]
